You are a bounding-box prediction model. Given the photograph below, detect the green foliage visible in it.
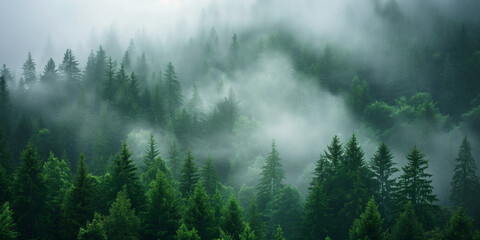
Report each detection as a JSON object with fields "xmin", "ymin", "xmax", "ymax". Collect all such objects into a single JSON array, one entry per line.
[
  {"xmin": 143, "ymin": 171, "xmax": 181, "ymax": 240},
  {"xmin": 140, "ymin": 134, "xmax": 172, "ymax": 186},
  {"xmin": 444, "ymin": 208, "xmax": 474, "ymax": 240},
  {"xmin": 168, "ymin": 140, "xmax": 182, "ymax": 179},
  {"xmin": 270, "ymin": 185, "xmax": 302, "ymax": 240},
  {"xmin": 246, "ymin": 201, "xmax": 265, "ymax": 240},
  {"xmin": 77, "ymin": 213, "xmax": 107, "ymax": 240},
  {"xmin": 239, "ymin": 223, "xmax": 256, "ymax": 240},
  {"xmin": 0, "ymin": 76, "xmax": 12, "ymax": 137},
  {"xmin": 60, "ymin": 49, "xmax": 81, "ymax": 85},
  {"xmin": 391, "ymin": 202, "xmax": 423, "ymax": 240},
  {"xmin": 41, "ymin": 58, "xmax": 58, "ymax": 82},
  {"xmin": 363, "ymin": 101, "xmax": 395, "ymax": 131},
  {"xmin": 349, "ymin": 197, "xmax": 383, "ymax": 240},
  {"xmin": 164, "ymin": 62, "xmax": 183, "ymax": 117},
  {"xmin": 348, "ymin": 75, "xmax": 371, "ymax": 115},
  {"xmin": 22, "ymin": 52, "xmax": 37, "ymax": 85},
  {"xmin": 0, "ymin": 202, "xmax": 18, "ymax": 240},
  {"xmin": 274, "ymin": 225, "xmax": 285, "ymax": 240},
  {"xmin": 257, "ymin": 140, "xmax": 285, "ymax": 211},
  {"xmin": 176, "ymin": 223, "xmax": 200, "ymax": 240},
  {"xmin": 184, "ymin": 182, "xmax": 216, "ymax": 240},
  {"xmin": 303, "ymin": 182, "xmax": 329, "ymax": 240},
  {"xmin": 180, "ymin": 150, "xmax": 199, "ymax": 197},
  {"xmin": 201, "ymin": 155, "xmax": 220, "ymax": 195},
  {"xmin": 103, "ymin": 189, "xmax": 140, "ymax": 240},
  {"xmin": 222, "ymin": 195, "xmax": 244, "ymax": 240}
]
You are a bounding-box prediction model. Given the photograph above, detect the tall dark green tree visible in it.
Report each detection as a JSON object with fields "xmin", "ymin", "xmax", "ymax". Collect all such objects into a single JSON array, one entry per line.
[
  {"xmin": 184, "ymin": 182, "xmax": 216, "ymax": 240},
  {"xmin": 269, "ymin": 185, "xmax": 302, "ymax": 240},
  {"xmin": 179, "ymin": 150, "xmax": 199, "ymax": 197},
  {"xmin": 77, "ymin": 213, "xmax": 107, "ymax": 240},
  {"xmin": 324, "ymin": 135, "xmax": 343, "ymax": 169},
  {"xmin": 59, "ymin": 49, "xmax": 81, "ymax": 86},
  {"xmin": 142, "ymin": 171, "xmax": 181, "ymax": 240},
  {"xmin": 444, "ymin": 207, "xmax": 474, "ymax": 240},
  {"xmin": 246, "ymin": 201, "xmax": 265, "ymax": 240},
  {"xmin": 164, "ymin": 62, "xmax": 183, "ymax": 117},
  {"xmin": 140, "ymin": 134, "xmax": 171, "ymax": 186},
  {"xmin": 222, "ymin": 195, "xmax": 244, "ymax": 240},
  {"xmin": 257, "ymin": 140, "xmax": 285, "ymax": 211},
  {"xmin": 63, "ymin": 154, "xmax": 95, "ymax": 240},
  {"xmin": 347, "ymin": 75, "xmax": 371, "ymax": 115},
  {"xmin": 12, "ymin": 144, "xmax": 46, "ymax": 239},
  {"xmin": 302, "ymin": 182, "xmax": 330, "ymax": 240},
  {"xmin": 40, "ymin": 58, "xmax": 58, "ymax": 82},
  {"xmin": 239, "ymin": 224, "xmax": 256, "ymax": 240},
  {"xmin": 450, "ymin": 137, "xmax": 479, "ymax": 216},
  {"xmin": 168, "ymin": 140, "xmax": 182, "ymax": 179},
  {"xmin": 111, "ymin": 142, "xmax": 145, "ymax": 211},
  {"xmin": 103, "ymin": 189, "xmax": 140, "ymax": 240},
  {"xmin": 370, "ymin": 143, "xmax": 398, "ymax": 221},
  {"xmin": 103, "ymin": 56, "xmax": 116, "ymax": 102},
  {"xmin": 200, "ymin": 155, "xmax": 219, "ymax": 195},
  {"xmin": 349, "ymin": 197, "xmax": 383, "ymax": 240},
  {"xmin": 0, "ymin": 64, "xmax": 14, "ymax": 85},
  {"xmin": 0, "ymin": 202, "xmax": 18, "ymax": 240},
  {"xmin": 176, "ymin": 223, "xmax": 200, "ymax": 240},
  {"xmin": 22, "ymin": 52, "xmax": 37, "ymax": 86},
  {"xmin": 391, "ymin": 201, "xmax": 423, "ymax": 240}
]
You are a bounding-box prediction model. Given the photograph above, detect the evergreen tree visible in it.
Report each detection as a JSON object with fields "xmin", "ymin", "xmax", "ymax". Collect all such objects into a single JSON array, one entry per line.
[
  {"xmin": 223, "ymin": 195, "xmax": 244, "ymax": 240},
  {"xmin": 0, "ymin": 165, "xmax": 10, "ymax": 204},
  {"xmin": 77, "ymin": 213, "xmax": 107, "ymax": 240},
  {"xmin": 343, "ymin": 134, "xmax": 366, "ymax": 171},
  {"xmin": 184, "ymin": 182, "xmax": 216, "ymax": 240},
  {"xmin": 40, "ymin": 58, "xmax": 58, "ymax": 82},
  {"xmin": 111, "ymin": 142, "xmax": 145, "ymax": 211},
  {"xmin": 0, "ymin": 128, "xmax": 13, "ymax": 174},
  {"xmin": 59, "ymin": 49, "xmax": 81, "ymax": 86},
  {"xmin": 349, "ymin": 197, "xmax": 383, "ymax": 240},
  {"xmin": 310, "ymin": 154, "xmax": 332, "ymax": 187},
  {"xmin": 143, "ymin": 134, "xmax": 160, "ymax": 173},
  {"xmin": 0, "ymin": 77, "xmax": 11, "ymax": 136},
  {"xmin": 391, "ymin": 201, "xmax": 423, "ymax": 240},
  {"xmin": 348, "ymin": 75, "xmax": 371, "ymax": 115},
  {"xmin": 303, "ymin": 182, "xmax": 329, "ymax": 240},
  {"xmin": 187, "ymin": 83, "xmax": 205, "ymax": 130},
  {"xmin": 63, "ymin": 154, "xmax": 95, "ymax": 240},
  {"xmin": 93, "ymin": 46, "xmax": 107, "ymax": 91},
  {"xmin": 444, "ymin": 207, "xmax": 474, "ymax": 240},
  {"xmin": 274, "ymin": 226, "xmax": 285, "ymax": 240},
  {"xmin": 179, "ymin": 150, "xmax": 199, "ymax": 197},
  {"xmin": 212, "ymin": 186, "xmax": 224, "ymax": 231},
  {"xmin": 0, "ymin": 64, "xmax": 14, "ymax": 85},
  {"xmin": 22, "ymin": 52, "xmax": 37, "ymax": 86},
  {"xmin": 239, "ymin": 223, "xmax": 256, "ymax": 240},
  {"xmin": 103, "ymin": 189, "xmax": 140, "ymax": 240},
  {"xmin": 201, "ymin": 155, "xmax": 219, "ymax": 195},
  {"xmin": 324, "ymin": 135, "xmax": 343, "ymax": 169},
  {"xmin": 164, "ymin": 62, "xmax": 183, "ymax": 117},
  {"xmin": 140, "ymin": 134, "xmax": 171, "ymax": 186},
  {"xmin": 142, "ymin": 171, "xmax": 181, "ymax": 240},
  {"xmin": 270, "ymin": 185, "xmax": 302, "ymax": 240},
  {"xmin": 246, "ymin": 201, "xmax": 265, "ymax": 240},
  {"xmin": 396, "ymin": 146, "xmax": 437, "ymax": 225},
  {"xmin": 450, "ymin": 137, "xmax": 479, "ymax": 216},
  {"xmin": 0, "ymin": 202, "xmax": 18, "ymax": 240},
  {"xmin": 176, "ymin": 223, "xmax": 200, "ymax": 240},
  {"xmin": 370, "ymin": 143, "xmax": 398, "ymax": 221},
  {"xmin": 257, "ymin": 140, "xmax": 285, "ymax": 211},
  {"xmin": 12, "ymin": 144, "xmax": 46, "ymax": 239},
  {"xmin": 135, "ymin": 52, "xmax": 148, "ymax": 83},
  {"xmin": 103, "ymin": 56, "xmax": 116, "ymax": 102},
  {"xmin": 168, "ymin": 140, "xmax": 182, "ymax": 179}
]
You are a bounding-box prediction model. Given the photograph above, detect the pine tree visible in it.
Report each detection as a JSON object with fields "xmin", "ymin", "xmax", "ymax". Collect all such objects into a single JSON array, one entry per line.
[
  {"xmin": 349, "ymin": 197, "xmax": 383, "ymax": 240},
  {"xmin": 0, "ymin": 165, "xmax": 10, "ymax": 204},
  {"xmin": 0, "ymin": 202, "xmax": 18, "ymax": 240},
  {"xmin": 212, "ymin": 186, "xmax": 224, "ymax": 232},
  {"xmin": 59, "ymin": 49, "xmax": 81, "ymax": 86},
  {"xmin": 168, "ymin": 140, "xmax": 182, "ymax": 179},
  {"xmin": 142, "ymin": 171, "xmax": 181, "ymax": 240},
  {"xmin": 343, "ymin": 134, "xmax": 366, "ymax": 171},
  {"xmin": 0, "ymin": 64, "xmax": 14, "ymax": 85},
  {"xmin": 111, "ymin": 142, "xmax": 145, "ymax": 211},
  {"xmin": 391, "ymin": 201, "xmax": 423, "ymax": 240},
  {"xmin": 246, "ymin": 201, "xmax": 265, "ymax": 240},
  {"xmin": 63, "ymin": 154, "xmax": 95, "ymax": 240},
  {"xmin": 180, "ymin": 150, "xmax": 199, "ymax": 197},
  {"xmin": 444, "ymin": 207, "xmax": 474, "ymax": 240},
  {"xmin": 274, "ymin": 226, "xmax": 285, "ymax": 240},
  {"xmin": 370, "ymin": 143, "xmax": 398, "ymax": 221},
  {"xmin": 22, "ymin": 52, "xmax": 37, "ymax": 86},
  {"xmin": 93, "ymin": 46, "xmax": 107, "ymax": 91},
  {"xmin": 103, "ymin": 56, "xmax": 116, "ymax": 102},
  {"xmin": 176, "ymin": 223, "xmax": 200, "ymax": 240},
  {"xmin": 77, "ymin": 213, "xmax": 107, "ymax": 240},
  {"xmin": 257, "ymin": 140, "xmax": 285, "ymax": 211},
  {"xmin": 450, "ymin": 137, "xmax": 479, "ymax": 215},
  {"xmin": 348, "ymin": 75, "xmax": 371, "ymax": 115},
  {"xmin": 40, "ymin": 58, "xmax": 58, "ymax": 82},
  {"xmin": 103, "ymin": 189, "xmax": 140, "ymax": 240},
  {"xmin": 396, "ymin": 146, "xmax": 437, "ymax": 225},
  {"xmin": 310, "ymin": 155, "xmax": 332, "ymax": 187},
  {"xmin": 135, "ymin": 52, "xmax": 148, "ymax": 83},
  {"xmin": 187, "ymin": 83, "xmax": 205, "ymax": 130},
  {"xmin": 140, "ymin": 134, "xmax": 171, "ymax": 186},
  {"xmin": 270, "ymin": 185, "xmax": 302, "ymax": 240},
  {"xmin": 324, "ymin": 135, "xmax": 343, "ymax": 169},
  {"xmin": 12, "ymin": 144, "xmax": 46, "ymax": 239},
  {"xmin": 303, "ymin": 182, "xmax": 330, "ymax": 240},
  {"xmin": 239, "ymin": 223, "xmax": 256, "ymax": 240},
  {"xmin": 223, "ymin": 195, "xmax": 244, "ymax": 240},
  {"xmin": 164, "ymin": 62, "xmax": 183, "ymax": 117},
  {"xmin": 201, "ymin": 155, "xmax": 219, "ymax": 195},
  {"xmin": 143, "ymin": 134, "xmax": 160, "ymax": 173},
  {"xmin": 184, "ymin": 182, "xmax": 216, "ymax": 240},
  {"xmin": 0, "ymin": 75, "xmax": 12, "ymax": 134}
]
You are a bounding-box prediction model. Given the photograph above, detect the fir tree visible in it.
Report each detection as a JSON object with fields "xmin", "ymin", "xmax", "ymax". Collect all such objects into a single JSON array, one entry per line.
[
  {"xmin": 59, "ymin": 49, "xmax": 81, "ymax": 85},
  {"xmin": 370, "ymin": 143, "xmax": 398, "ymax": 221},
  {"xmin": 168, "ymin": 140, "xmax": 182, "ymax": 179},
  {"xmin": 142, "ymin": 134, "xmax": 160, "ymax": 173},
  {"xmin": 12, "ymin": 144, "xmax": 46, "ymax": 239},
  {"xmin": 187, "ymin": 83, "xmax": 205, "ymax": 130},
  {"xmin": 391, "ymin": 201, "xmax": 423, "ymax": 240},
  {"xmin": 103, "ymin": 189, "xmax": 140, "ymax": 240},
  {"xmin": 246, "ymin": 201, "xmax": 265, "ymax": 240},
  {"xmin": 179, "ymin": 150, "xmax": 199, "ymax": 197},
  {"xmin": 77, "ymin": 213, "xmax": 107, "ymax": 240},
  {"xmin": 40, "ymin": 58, "xmax": 58, "ymax": 82},
  {"xmin": 324, "ymin": 135, "xmax": 343, "ymax": 169},
  {"xmin": 349, "ymin": 197, "xmax": 383, "ymax": 240},
  {"xmin": 303, "ymin": 182, "xmax": 330, "ymax": 240},
  {"xmin": 274, "ymin": 226, "xmax": 285, "ymax": 240},
  {"xmin": 176, "ymin": 223, "xmax": 200, "ymax": 240},
  {"xmin": 0, "ymin": 77, "xmax": 11, "ymax": 136},
  {"xmin": 450, "ymin": 137, "xmax": 479, "ymax": 216},
  {"xmin": 140, "ymin": 134, "xmax": 171, "ymax": 186},
  {"xmin": 239, "ymin": 223, "xmax": 256, "ymax": 240},
  {"xmin": 0, "ymin": 64, "xmax": 14, "ymax": 85},
  {"xmin": 142, "ymin": 171, "xmax": 181, "ymax": 240},
  {"xmin": 257, "ymin": 140, "xmax": 285, "ymax": 211},
  {"xmin": 444, "ymin": 207, "xmax": 474, "ymax": 240},
  {"xmin": 0, "ymin": 202, "xmax": 18, "ymax": 240},
  {"xmin": 270, "ymin": 185, "xmax": 302, "ymax": 240},
  {"xmin": 103, "ymin": 56, "xmax": 116, "ymax": 102},
  {"xmin": 22, "ymin": 52, "xmax": 37, "ymax": 86},
  {"xmin": 184, "ymin": 182, "xmax": 216, "ymax": 240},
  {"xmin": 212, "ymin": 186, "xmax": 224, "ymax": 233},
  {"xmin": 201, "ymin": 155, "xmax": 219, "ymax": 195},
  {"xmin": 223, "ymin": 195, "xmax": 244, "ymax": 240},
  {"xmin": 164, "ymin": 62, "xmax": 183, "ymax": 117}
]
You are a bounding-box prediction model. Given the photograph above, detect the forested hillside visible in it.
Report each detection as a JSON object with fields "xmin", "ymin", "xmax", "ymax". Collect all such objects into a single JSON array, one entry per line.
[{"xmin": 1, "ymin": 0, "xmax": 480, "ymax": 239}]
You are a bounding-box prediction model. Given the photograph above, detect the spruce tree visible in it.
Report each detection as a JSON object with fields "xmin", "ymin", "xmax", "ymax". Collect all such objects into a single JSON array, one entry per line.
[
  {"xmin": 0, "ymin": 165, "xmax": 10, "ymax": 204},
  {"xmin": 111, "ymin": 142, "xmax": 145, "ymax": 211},
  {"xmin": 0, "ymin": 64, "xmax": 14, "ymax": 85},
  {"xmin": 0, "ymin": 76, "xmax": 12, "ymax": 137},
  {"xmin": 142, "ymin": 171, "xmax": 181, "ymax": 240},
  {"xmin": 348, "ymin": 197, "xmax": 383, "ymax": 240},
  {"xmin": 0, "ymin": 202, "xmax": 18, "ymax": 240},
  {"xmin": 187, "ymin": 83, "xmax": 205, "ymax": 130},
  {"xmin": 324, "ymin": 135, "xmax": 343, "ymax": 169},
  {"xmin": 0, "ymin": 130, "xmax": 13, "ymax": 174},
  {"xmin": 270, "ymin": 185, "xmax": 302, "ymax": 240},
  {"xmin": 391, "ymin": 201, "xmax": 423, "ymax": 240},
  {"xmin": 239, "ymin": 224, "xmax": 256, "ymax": 240},
  {"xmin": 168, "ymin": 140, "xmax": 182, "ymax": 179},
  {"xmin": 13, "ymin": 144, "xmax": 46, "ymax": 239},
  {"xmin": 201, "ymin": 155, "xmax": 219, "ymax": 195},
  {"xmin": 223, "ymin": 195, "xmax": 244, "ymax": 240},
  {"xmin": 274, "ymin": 226, "xmax": 285, "ymax": 240},
  {"xmin": 246, "ymin": 201, "xmax": 265, "ymax": 240},
  {"xmin": 143, "ymin": 134, "xmax": 160, "ymax": 172},
  {"xmin": 179, "ymin": 150, "xmax": 199, "ymax": 197},
  {"xmin": 444, "ymin": 207, "xmax": 474, "ymax": 240},
  {"xmin": 77, "ymin": 213, "xmax": 107, "ymax": 240},
  {"xmin": 22, "ymin": 52, "xmax": 37, "ymax": 86},
  {"xmin": 41, "ymin": 58, "xmax": 58, "ymax": 82},
  {"xmin": 103, "ymin": 189, "xmax": 140, "ymax": 240},
  {"xmin": 257, "ymin": 140, "xmax": 285, "ymax": 211},
  {"xmin": 164, "ymin": 62, "xmax": 183, "ymax": 117},
  {"xmin": 370, "ymin": 143, "xmax": 397, "ymax": 221},
  {"xmin": 60, "ymin": 49, "xmax": 81, "ymax": 85},
  {"xmin": 63, "ymin": 154, "xmax": 95, "ymax": 240},
  {"xmin": 450, "ymin": 137, "xmax": 479, "ymax": 216},
  {"xmin": 212, "ymin": 186, "xmax": 224, "ymax": 233},
  {"xmin": 140, "ymin": 134, "xmax": 171, "ymax": 186},
  {"xmin": 103, "ymin": 56, "xmax": 116, "ymax": 102},
  {"xmin": 184, "ymin": 182, "xmax": 216, "ymax": 240},
  {"xmin": 303, "ymin": 182, "xmax": 329, "ymax": 240},
  {"xmin": 176, "ymin": 223, "xmax": 200, "ymax": 240}
]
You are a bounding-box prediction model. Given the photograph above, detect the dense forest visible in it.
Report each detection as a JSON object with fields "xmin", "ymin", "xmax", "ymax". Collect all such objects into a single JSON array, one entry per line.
[{"xmin": 1, "ymin": 0, "xmax": 480, "ymax": 239}]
